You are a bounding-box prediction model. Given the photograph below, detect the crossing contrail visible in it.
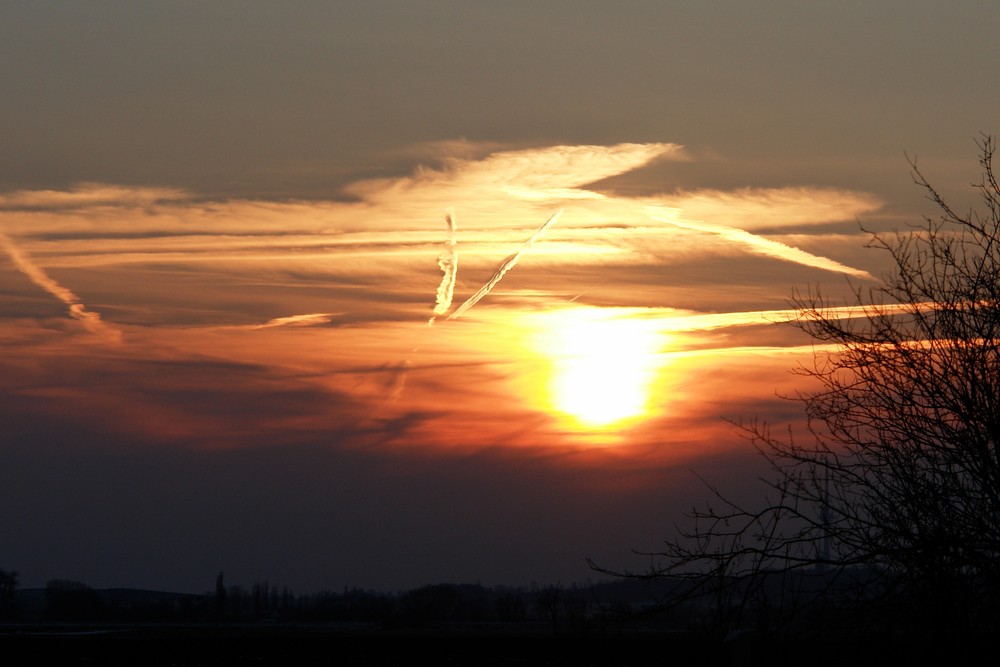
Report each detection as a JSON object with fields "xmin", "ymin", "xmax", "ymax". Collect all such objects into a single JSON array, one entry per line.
[
  {"xmin": 0, "ymin": 230, "xmax": 121, "ymax": 342},
  {"xmin": 447, "ymin": 209, "xmax": 562, "ymax": 321},
  {"xmin": 429, "ymin": 210, "xmax": 458, "ymax": 325}
]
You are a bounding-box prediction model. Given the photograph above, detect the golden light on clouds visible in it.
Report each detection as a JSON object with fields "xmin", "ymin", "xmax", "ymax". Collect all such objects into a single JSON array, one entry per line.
[{"xmin": 0, "ymin": 141, "xmax": 887, "ymax": 458}]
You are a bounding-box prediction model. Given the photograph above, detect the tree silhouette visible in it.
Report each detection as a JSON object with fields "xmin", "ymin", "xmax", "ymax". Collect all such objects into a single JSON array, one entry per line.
[
  {"xmin": 0, "ymin": 568, "xmax": 17, "ymax": 619},
  {"xmin": 44, "ymin": 579, "xmax": 102, "ymax": 620},
  {"xmin": 594, "ymin": 136, "xmax": 1000, "ymax": 637},
  {"xmin": 214, "ymin": 571, "xmax": 227, "ymax": 621}
]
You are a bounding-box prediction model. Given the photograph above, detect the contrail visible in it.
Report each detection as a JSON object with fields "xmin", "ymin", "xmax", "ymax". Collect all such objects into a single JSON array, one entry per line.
[
  {"xmin": 447, "ymin": 209, "xmax": 562, "ymax": 321},
  {"xmin": 387, "ymin": 359, "xmax": 413, "ymax": 402},
  {"xmin": 251, "ymin": 313, "xmax": 336, "ymax": 329},
  {"xmin": 429, "ymin": 209, "xmax": 458, "ymax": 325},
  {"xmin": 648, "ymin": 213, "xmax": 874, "ymax": 280},
  {"xmin": 0, "ymin": 230, "xmax": 121, "ymax": 342}
]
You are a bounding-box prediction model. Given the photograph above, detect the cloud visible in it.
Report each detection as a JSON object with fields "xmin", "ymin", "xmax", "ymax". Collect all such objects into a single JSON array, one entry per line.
[
  {"xmin": 250, "ymin": 313, "xmax": 336, "ymax": 329},
  {"xmin": 0, "ymin": 183, "xmax": 189, "ymax": 211},
  {"xmin": 342, "ymin": 142, "xmax": 684, "ymax": 213},
  {"xmin": 0, "ymin": 141, "xmax": 891, "ymax": 463},
  {"xmin": 0, "ymin": 229, "xmax": 121, "ymax": 342},
  {"xmin": 0, "ymin": 144, "xmax": 881, "ymax": 301},
  {"xmin": 651, "ymin": 187, "xmax": 882, "ymax": 231}
]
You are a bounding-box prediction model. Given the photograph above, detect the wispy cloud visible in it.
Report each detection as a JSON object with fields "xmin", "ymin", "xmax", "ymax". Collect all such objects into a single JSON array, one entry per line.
[
  {"xmin": 251, "ymin": 313, "xmax": 336, "ymax": 329},
  {"xmin": 0, "ymin": 142, "xmax": 886, "ymax": 340},
  {"xmin": 0, "ymin": 229, "xmax": 121, "ymax": 342},
  {"xmin": 0, "ymin": 183, "xmax": 188, "ymax": 211},
  {"xmin": 0, "ymin": 141, "xmax": 891, "ymax": 452},
  {"xmin": 650, "ymin": 187, "xmax": 882, "ymax": 231},
  {"xmin": 343, "ymin": 143, "xmax": 683, "ymax": 214}
]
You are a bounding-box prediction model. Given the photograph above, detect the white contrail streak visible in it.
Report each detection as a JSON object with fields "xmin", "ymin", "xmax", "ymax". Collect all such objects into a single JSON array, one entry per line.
[
  {"xmin": 429, "ymin": 209, "xmax": 458, "ymax": 325},
  {"xmin": 0, "ymin": 230, "xmax": 121, "ymax": 342},
  {"xmin": 648, "ymin": 213, "xmax": 874, "ymax": 280},
  {"xmin": 251, "ymin": 313, "xmax": 336, "ymax": 329},
  {"xmin": 447, "ymin": 209, "xmax": 563, "ymax": 321}
]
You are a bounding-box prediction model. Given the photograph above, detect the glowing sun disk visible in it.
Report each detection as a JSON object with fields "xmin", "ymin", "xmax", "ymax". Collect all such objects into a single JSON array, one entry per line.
[{"xmin": 530, "ymin": 308, "xmax": 665, "ymax": 428}]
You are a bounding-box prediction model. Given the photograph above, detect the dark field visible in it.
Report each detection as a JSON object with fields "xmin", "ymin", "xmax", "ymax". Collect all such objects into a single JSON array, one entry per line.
[
  {"xmin": 0, "ymin": 624, "xmax": 973, "ymax": 667},
  {"xmin": 4, "ymin": 626, "xmax": 704, "ymax": 666}
]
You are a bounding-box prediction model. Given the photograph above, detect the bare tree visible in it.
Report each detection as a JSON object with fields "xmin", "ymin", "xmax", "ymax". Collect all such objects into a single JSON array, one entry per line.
[{"xmin": 593, "ymin": 136, "xmax": 1000, "ymax": 637}]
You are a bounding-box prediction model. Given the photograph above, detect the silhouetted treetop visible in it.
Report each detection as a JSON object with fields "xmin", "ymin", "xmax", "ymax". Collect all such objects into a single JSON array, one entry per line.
[{"xmin": 594, "ymin": 135, "xmax": 1000, "ymax": 638}]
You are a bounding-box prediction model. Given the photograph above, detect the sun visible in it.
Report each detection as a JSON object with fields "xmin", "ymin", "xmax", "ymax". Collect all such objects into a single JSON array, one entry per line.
[{"xmin": 528, "ymin": 307, "xmax": 666, "ymax": 428}]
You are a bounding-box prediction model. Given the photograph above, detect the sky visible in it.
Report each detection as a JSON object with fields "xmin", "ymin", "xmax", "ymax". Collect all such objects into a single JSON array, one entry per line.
[{"xmin": 2, "ymin": 1, "xmax": 999, "ymax": 595}]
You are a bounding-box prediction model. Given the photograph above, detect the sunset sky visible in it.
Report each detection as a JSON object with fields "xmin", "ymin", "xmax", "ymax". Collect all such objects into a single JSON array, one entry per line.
[{"xmin": 3, "ymin": 2, "xmax": 999, "ymax": 594}]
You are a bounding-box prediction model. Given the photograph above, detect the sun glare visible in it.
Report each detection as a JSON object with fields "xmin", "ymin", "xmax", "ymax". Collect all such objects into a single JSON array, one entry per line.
[{"xmin": 528, "ymin": 308, "xmax": 666, "ymax": 429}]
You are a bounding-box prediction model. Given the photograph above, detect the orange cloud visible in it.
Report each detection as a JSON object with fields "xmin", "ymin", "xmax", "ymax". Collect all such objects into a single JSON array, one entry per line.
[{"xmin": 0, "ymin": 141, "xmax": 890, "ymax": 460}]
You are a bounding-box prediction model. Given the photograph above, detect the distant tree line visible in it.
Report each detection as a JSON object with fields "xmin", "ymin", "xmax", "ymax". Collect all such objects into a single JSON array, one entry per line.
[
  {"xmin": 0, "ymin": 570, "xmax": 631, "ymax": 632},
  {"xmin": 6, "ymin": 565, "xmax": 919, "ymax": 639}
]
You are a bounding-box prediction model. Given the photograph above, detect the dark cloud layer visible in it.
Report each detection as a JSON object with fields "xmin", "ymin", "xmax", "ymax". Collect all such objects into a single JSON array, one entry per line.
[{"xmin": 2, "ymin": 393, "xmax": 772, "ymax": 593}]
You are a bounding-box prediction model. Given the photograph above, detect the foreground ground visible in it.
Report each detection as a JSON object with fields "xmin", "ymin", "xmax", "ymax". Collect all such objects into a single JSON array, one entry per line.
[{"xmin": 2, "ymin": 623, "xmax": 982, "ymax": 667}]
